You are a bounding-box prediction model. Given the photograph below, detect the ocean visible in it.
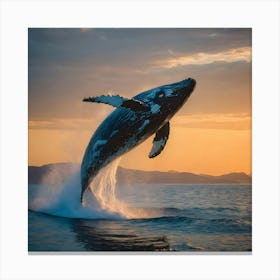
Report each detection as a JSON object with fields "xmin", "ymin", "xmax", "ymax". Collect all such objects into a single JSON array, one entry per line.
[{"xmin": 28, "ymin": 168, "xmax": 251, "ymax": 252}]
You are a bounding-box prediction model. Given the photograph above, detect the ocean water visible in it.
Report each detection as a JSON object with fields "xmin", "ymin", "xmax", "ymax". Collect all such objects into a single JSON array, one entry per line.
[{"xmin": 28, "ymin": 165, "xmax": 251, "ymax": 252}]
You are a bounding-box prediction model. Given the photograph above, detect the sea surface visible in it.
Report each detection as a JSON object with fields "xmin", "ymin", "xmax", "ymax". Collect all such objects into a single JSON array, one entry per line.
[{"xmin": 29, "ymin": 182, "xmax": 252, "ymax": 252}]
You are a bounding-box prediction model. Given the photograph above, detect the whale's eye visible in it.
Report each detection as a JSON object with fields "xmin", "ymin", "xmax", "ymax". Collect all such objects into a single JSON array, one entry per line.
[{"xmin": 158, "ymin": 92, "xmax": 164, "ymax": 98}]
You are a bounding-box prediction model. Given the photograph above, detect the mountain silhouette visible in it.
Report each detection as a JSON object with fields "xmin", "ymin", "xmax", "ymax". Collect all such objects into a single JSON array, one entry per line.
[{"xmin": 28, "ymin": 163, "xmax": 251, "ymax": 185}]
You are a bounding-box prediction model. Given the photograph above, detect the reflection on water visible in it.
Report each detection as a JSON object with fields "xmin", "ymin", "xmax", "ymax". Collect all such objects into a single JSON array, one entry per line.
[
  {"xmin": 72, "ymin": 219, "xmax": 170, "ymax": 251},
  {"xmin": 28, "ymin": 211, "xmax": 171, "ymax": 251}
]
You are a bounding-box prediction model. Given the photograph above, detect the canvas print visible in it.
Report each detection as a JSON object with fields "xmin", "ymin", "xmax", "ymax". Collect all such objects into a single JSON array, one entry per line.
[{"xmin": 28, "ymin": 28, "xmax": 252, "ymax": 252}]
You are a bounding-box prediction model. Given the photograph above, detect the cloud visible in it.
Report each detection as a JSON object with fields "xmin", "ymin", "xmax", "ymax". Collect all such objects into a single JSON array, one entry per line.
[
  {"xmin": 29, "ymin": 118, "xmax": 95, "ymax": 131},
  {"xmin": 29, "ymin": 105, "xmax": 113, "ymax": 131},
  {"xmin": 153, "ymin": 47, "xmax": 251, "ymax": 69},
  {"xmin": 29, "ymin": 112, "xmax": 251, "ymax": 132},
  {"xmin": 173, "ymin": 113, "xmax": 251, "ymax": 130},
  {"xmin": 28, "ymin": 28, "xmax": 251, "ymax": 70}
]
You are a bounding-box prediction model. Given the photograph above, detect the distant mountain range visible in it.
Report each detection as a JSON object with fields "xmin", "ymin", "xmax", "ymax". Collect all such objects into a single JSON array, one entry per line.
[{"xmin": 28, "ymin": 163, "xmax": 251, "ymax": 185}]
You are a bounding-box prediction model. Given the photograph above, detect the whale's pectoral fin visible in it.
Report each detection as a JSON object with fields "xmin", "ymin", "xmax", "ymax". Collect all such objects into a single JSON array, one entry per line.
[
  {"xmin": 83, "ymin": 95, "xmax": 127, "ymax": 107},
  {"xmin": 149, "ymin": 122, "xmax": 170, "ymax": 158},
  {"xmin": 83, "ymin": 95, "xmax": 150, "ymax": 112}
]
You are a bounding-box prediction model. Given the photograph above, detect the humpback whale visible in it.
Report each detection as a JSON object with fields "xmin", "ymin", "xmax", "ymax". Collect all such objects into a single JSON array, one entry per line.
[{"xmin": 80, "ymin": 78, "xmax": 196, "ymax": 202}]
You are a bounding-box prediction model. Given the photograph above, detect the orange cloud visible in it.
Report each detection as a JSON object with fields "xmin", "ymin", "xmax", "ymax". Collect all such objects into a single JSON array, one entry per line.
[
  {"xmin": 173, "ymin": 113, "xmax": 251, "ymax": 130},
  {"xmin": 153, "ymin": 47, "xmax": 251, "ymax": 68},
  {"xmin": 29, "ymin": 118, "xmax": 96, "ymax": 131},
  {"xmin": 29, "ymin": 113, "xmax": 251, "ymax": 131}
]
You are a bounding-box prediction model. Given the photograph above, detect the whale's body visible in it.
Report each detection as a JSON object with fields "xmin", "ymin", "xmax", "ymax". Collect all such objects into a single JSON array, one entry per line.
[{"xmin": 80, "ymin": 78, "xmax": 196, "ymax": 202}]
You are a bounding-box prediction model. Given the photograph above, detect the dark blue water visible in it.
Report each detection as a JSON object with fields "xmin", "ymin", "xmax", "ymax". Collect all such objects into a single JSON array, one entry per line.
[{"xmin": 29, "ymin": 183, "xmax": 251, "ymax": 252}]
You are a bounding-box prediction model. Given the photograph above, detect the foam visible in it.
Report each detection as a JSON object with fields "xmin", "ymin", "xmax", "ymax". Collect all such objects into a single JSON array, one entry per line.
[{"xmin": 28, "ymin": 159, "xmax": 157, "ymax": 219}]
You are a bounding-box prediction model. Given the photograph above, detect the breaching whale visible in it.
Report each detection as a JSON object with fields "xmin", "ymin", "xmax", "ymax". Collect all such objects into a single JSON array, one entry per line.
[{"xmin": 80, "ymin": 78, "xmax": 196, "ymax": 202}]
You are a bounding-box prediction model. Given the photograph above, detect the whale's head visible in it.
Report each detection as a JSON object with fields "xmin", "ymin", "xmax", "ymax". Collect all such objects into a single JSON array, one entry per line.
[{"xmin": 150, "ymin": 77, "xmax": 196, "ymax": 119}]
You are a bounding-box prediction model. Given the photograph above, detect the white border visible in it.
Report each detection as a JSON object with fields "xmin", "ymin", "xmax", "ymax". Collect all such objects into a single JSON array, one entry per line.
[{"xmin": 1, "ymin": 1, "xmax": 279, "ymax": 280}]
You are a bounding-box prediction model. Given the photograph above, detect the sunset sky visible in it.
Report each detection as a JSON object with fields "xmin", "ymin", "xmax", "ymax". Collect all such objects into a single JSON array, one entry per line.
[{"xmin": 28, "ymin": 28, "xmax": 251, "ymax": 175}]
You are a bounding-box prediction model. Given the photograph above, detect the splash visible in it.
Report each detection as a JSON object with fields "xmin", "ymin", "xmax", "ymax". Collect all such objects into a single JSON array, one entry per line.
[
  {"xmin": 85, "ymin": 159, "xmax": 125, "ymax": 213},
  {"xmin": 85, "ymin": 158, "xmax": 156, "ymax": 218},
  {"xmin": 29, "ymin": 160, "xmax": 157, "ymax": 219}
]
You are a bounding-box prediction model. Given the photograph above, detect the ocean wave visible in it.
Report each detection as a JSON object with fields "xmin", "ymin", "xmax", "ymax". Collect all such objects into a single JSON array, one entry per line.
[{"xmin": 129, "ymin": 214, "xmax": 251, "ymax": 234}]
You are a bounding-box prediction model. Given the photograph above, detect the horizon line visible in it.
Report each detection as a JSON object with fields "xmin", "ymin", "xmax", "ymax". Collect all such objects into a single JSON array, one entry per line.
[{"xmin": 28, "ymin": 161, "xmax": 252, "ymax": 177}]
